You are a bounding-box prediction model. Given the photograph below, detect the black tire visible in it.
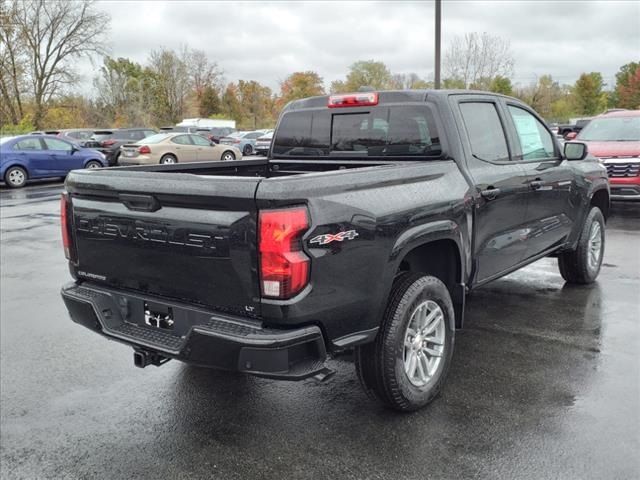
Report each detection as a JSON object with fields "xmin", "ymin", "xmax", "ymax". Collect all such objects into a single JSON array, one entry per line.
[
  {"xmin": 85, "ymin": 160, "xmax": 102, "ymax": 169},
  {"xmin": 221, "ymin": 150, "xmax": 236, "ymax": 161},
  {"xmin": 355, "ymin": 273, "xmax": 455, "ymax": 412},
  {"xmin": 558, "ymin": 206, "xmax": 605, "ymax": 284},
  {"xmin": 4, "ymin": 166, "xmax": 28, "ymax": 188},
  {"xmin": 160, "ymin": 154, "xmax": 178, "ymax": 164},
  {"xmin": 243, "ymin": 144, "xmax": 253, "ymax": 156}
]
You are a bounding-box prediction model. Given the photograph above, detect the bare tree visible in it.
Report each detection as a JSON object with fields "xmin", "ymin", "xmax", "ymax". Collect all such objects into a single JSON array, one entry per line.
[
  {"xmin": 0, "ymin": 0, "xmax": 27, "ymax": 124},
  {"xmin": 444, "ymin": 32, "xmax": 514, "ymax": 88},
  {"xmin": 188, "ymin": 49, "xmax": 222, "ymax": 98},
  {"xmin": 4, "ymin": 0, "xmax": 109, "ymax": 127},
  {"xmin": 148, "ymin": 47, "xmax": 192, "ymax": 124}
]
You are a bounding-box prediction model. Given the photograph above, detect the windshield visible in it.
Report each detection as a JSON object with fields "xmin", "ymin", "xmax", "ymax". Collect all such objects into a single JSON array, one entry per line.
[
  {"xmin": 272, "ymin": 104, "xmax": 442, "ymax": 158},
  {"xmin": 578, "ymin": 116, "xmax": 640, "ymax": 141},
  {"xmin": 0, "ymin": 136, "xmax": 15, "ymax": 145},
  {"xmin": 136, "ymin": 133, "xmax": 170, "ymax": 144}
]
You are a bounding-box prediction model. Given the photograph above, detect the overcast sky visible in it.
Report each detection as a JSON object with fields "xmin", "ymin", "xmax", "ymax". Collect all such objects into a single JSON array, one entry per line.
[{"xmin": 80, "ymin": 0, "xmax": 640, "ymax": 94}]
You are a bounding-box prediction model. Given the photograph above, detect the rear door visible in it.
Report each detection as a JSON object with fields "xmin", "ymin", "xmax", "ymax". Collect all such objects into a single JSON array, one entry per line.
[
  {"xmin": 171, "ymin": 134, "xmax": 197, "ymax": 162},
  {"xmin": 454, "ymin": 96, "xmax": 530, "ymax": 284},
  {"xmin": 502, "ymin": 102, "xmax": 576, "ymax": 258},
  {"xmin": 13, "ymin": 137, "xmax": 51, "ymax": 175},
  {"xmin": 68, "ymin": 171, "xmax": 262, "ymax": 315}
]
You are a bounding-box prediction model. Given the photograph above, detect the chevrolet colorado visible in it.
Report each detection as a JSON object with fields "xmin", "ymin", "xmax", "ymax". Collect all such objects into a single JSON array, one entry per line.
[{"xmin": 60, "ymin": 90, "xmax": 609, "ymax": 411}]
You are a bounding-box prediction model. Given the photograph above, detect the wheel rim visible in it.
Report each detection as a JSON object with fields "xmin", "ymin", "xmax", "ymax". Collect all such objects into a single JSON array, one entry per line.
[
  {"xmin": 87, "ymin": 162, "xmax": 100, "ymax": 169},
  {"xmin": 223, "ymin": 153, "xmax": 233, "ymax": 161},
  {"xmin": 587, "ymin": 221, "xmax": 602, "ymax": 271},
  {"xmin": 402, "ymin": 300, "xmax": 446, "ymax": 387},
  {"xmin": 163, "ymin": 157, "xmax": 175, "ymax": 164},
  {"xmin": 8, "ymin": 169, "xmax": 25, "ymax": 186}
]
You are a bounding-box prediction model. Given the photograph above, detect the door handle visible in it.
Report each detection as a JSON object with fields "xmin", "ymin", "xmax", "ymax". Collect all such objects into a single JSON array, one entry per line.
[
  {"xmin": 480, "ymin": 187, "xmax": 501, "ymax": 201},
  {"xmin": 530, "ymin": 180, "xmax": 544, "ymax": 190}
]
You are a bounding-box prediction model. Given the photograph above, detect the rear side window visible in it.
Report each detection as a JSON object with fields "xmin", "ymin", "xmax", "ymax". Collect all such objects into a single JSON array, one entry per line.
[
  {"xmin": 14, "ymin": 138, "xmax": 44, "ymax": 150},
  {"xmin": 272, "ymin": 105, "xmax": 441, "ymax": 158},
  {"xmin": 459, "ymin": 102, "xmax": 509, "ymax": 162},
  {"xmin": 171, "ymin": 135, "xmax": 192, "ymax": 145}
]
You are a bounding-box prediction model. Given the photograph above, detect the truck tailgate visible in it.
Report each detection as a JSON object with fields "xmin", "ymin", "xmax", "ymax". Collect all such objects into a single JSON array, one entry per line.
[{"xmin": 66, "ymin": 170, "xmax": 261, "ymax": 316}]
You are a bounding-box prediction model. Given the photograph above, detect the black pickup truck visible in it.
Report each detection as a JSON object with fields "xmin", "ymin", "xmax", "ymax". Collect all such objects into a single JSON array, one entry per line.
[{"xmin": 60, "ymin": 90, "xmax": 609, "ymax": 411}]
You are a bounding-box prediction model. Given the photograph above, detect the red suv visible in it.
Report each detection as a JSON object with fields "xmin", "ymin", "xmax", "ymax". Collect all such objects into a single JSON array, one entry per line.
[{"xmin": 576, "ymin": 110, "xmax": 640, "ymax": 201}]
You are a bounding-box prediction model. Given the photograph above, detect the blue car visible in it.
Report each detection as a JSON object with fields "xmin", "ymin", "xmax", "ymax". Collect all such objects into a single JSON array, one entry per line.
[{"xmin": 0, "ymin": 135, "xmax": 107, "ymax": 188}]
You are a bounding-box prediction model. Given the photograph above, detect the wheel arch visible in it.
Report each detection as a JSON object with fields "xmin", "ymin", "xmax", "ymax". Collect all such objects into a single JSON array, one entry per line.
[
  {"xmin": 82, "ymin": 157, "xmax": 104, "ymax": 167},
  {"xmin": 2, "ymin": 162, "xmax": 30, "ymax": 179},
  {"xmin": 390, "ymin": 225, "xmax": 466, "ymax": 329},
  {"xmin": 590, "ymin": 188, "xmax": 610, "ymax": 220}
]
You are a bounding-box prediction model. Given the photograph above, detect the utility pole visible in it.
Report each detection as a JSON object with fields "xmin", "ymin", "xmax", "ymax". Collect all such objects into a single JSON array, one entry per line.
[{"xmin": 434, "ymin": 0, "xmax": 441, "ymax": 89}]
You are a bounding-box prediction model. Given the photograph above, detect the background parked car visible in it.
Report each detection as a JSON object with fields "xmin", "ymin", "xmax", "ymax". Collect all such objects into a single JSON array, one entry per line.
[
  {"xmin": 575, "ymin": 109, "xmax": 640, "ymax": 201},
  {"xmin": 118, "ymin": 132, "xmax": 242, "ymax": 165},
  {"xmin": 0, "ymin": 135, "xmax": 107, "ymax": 188},
  {"xmin": 254, "ymin": 131, "xmax": 273, "ymax": 156},
  {"xmin": 84, "ymin": 128, "xmax": 157, "ymax": 165},
  {"xmin": 219, "ymin": 130, "xmax": 265, "ymax": 155},
  {"xmin": 195, "ymin": 126, "xmax": 236, "ymax": 144},
  {"xmin": 55, "ymin": 129, "xmax": 95, "ymax": 145}
]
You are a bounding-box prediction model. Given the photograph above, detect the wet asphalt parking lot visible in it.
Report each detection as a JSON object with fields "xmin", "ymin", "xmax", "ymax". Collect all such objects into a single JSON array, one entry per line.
[{"xmin": 0, "ymin": 181, "xmax": 638, "ymax": 480}]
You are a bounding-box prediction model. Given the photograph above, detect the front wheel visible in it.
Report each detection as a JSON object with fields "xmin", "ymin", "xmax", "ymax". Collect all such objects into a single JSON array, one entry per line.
[
  {"xmin": 221, "ymin": 151, "xmax": 236, "ymax": 161},
  {"xmin": 85, "ymin": 160, "xmax": 102, "ymax": 169},
  {"xmin": 4, "ymin": 166, "xmax": 28, "ymax": 188},
  {"xmin": 558, "ymin": 206, "xmax": 605, "ymax": 284},
  {"xmin": 355, "ymin": 273, "xmax": 455, "ymax": 412},
  {"xmin": 242, "ymin": 144, "xmax": 253, "ymax": 156}
]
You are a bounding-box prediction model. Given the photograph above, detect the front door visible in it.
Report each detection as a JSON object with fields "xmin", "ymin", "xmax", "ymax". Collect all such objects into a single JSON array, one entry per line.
[
  {"xmin": 455, "ymin": 98, "xmax": 530, "ymax": 284},
  {"xmin": 190, "ymin": 134, "xmax": 215, "ymax": 161},
  {"xmin": 503, "ymin": 103, "xmax": 576, "ymax": 259},
  {"xmin": 42, "ymin": 137, "xmax": 77, "ymax": 174}
]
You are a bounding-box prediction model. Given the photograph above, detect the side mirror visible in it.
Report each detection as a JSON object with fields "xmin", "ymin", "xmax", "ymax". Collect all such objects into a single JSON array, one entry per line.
[
  {"xmin": 565, "ymin": 131, "xmax": 578, "ymax": 140},
  {"xmin": 71, "ymin": 145, "xmax": 80, "ymax": 154},
  {"xmin": 564, "ymin": 142, "xmax": 588, "ymax": 161}
]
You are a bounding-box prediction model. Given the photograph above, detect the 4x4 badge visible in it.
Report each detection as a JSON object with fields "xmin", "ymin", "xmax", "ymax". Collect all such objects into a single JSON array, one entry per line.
[{"xmin": 310, "ymin": 230, "xmax": 359, "ymax": 245}]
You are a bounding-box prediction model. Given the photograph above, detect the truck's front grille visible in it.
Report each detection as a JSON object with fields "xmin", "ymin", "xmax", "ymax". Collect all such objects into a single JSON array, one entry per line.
[{"xmin": 605, "ymin": 162, "xmax": 640, "ymax": 177}]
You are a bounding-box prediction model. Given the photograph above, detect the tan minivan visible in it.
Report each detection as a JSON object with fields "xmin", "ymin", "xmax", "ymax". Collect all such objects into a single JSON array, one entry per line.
[{"xmin": 118, "ymin": 132, "xmax": 243, "ymax": 165}]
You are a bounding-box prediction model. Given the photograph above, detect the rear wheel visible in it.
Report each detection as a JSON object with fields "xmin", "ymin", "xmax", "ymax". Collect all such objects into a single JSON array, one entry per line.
[
  {"xmin": 355, "ymin": 273, "xmax": 455, "ymax": 412},
  {"xmin": 4, "ymin": 166, "xmax": 28, "ymax": 188},
  {"xmin": 160, "ymin": 154, "xmax": 177, "ymax": 164},
  {"xmin": 558, "ymin": 206, "xmax": 605, "ymax": 284},
  {"xmin": 243, "ymin": 144, "xmax": 253, "ymax": 156},
  {"xmin": 85, "ymin": 160, "xmax": 102, "ymax": 169},
  {"xmin": 221, "ymin": 151, "xmax": 235, "ymax": 161}
]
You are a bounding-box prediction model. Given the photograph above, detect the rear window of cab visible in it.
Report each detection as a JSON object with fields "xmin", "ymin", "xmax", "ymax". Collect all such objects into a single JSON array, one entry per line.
[{"xmin": 272, "ymin": 105, "xmax": 442, "ymax": 158}]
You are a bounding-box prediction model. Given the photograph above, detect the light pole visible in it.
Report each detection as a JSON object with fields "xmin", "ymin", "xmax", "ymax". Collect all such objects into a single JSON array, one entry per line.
[{"xmin": 435, "ymin": 0, "xmax": 441, "ymax": 89}]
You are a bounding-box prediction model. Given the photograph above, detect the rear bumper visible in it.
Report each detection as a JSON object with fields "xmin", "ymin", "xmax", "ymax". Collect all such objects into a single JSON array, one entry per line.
[{"xmin": 61, "ymin": 282, "xmax": 327, "ymax": 380}]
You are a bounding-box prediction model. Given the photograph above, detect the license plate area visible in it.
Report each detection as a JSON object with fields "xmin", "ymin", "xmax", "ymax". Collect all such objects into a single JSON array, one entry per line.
[{"xmin": 144, "ymin": 301, "xmax": 174, "ymax": 330}]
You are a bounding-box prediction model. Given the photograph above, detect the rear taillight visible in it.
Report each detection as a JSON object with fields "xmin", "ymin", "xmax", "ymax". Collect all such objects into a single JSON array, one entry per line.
[
  {"xmin": 138, "ymin": 145, "xmax": 151, "ymax": 154},
  {"xmin": 259, "ymin": 207, "xmax": 310, "ymax": 299},
  {"xmin": 60, "ymin": 192, "xmax": 75, "ymax": 261},
  {"xmin": 328, "ymin": 92, "xmax": 378, "ymax": 108},
  {"xmin": 101, "ymin": 139, "xmax": 117, "ymax": 147},
  {"xmin": 233, "ymin": 139, "xmax": 241, "ymax": 144}
]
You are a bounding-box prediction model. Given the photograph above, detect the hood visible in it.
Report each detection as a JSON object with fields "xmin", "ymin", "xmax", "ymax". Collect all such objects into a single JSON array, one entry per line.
[{"xmin": 581, "ymin": 140, "xmax": 640, "ymax": 159}]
